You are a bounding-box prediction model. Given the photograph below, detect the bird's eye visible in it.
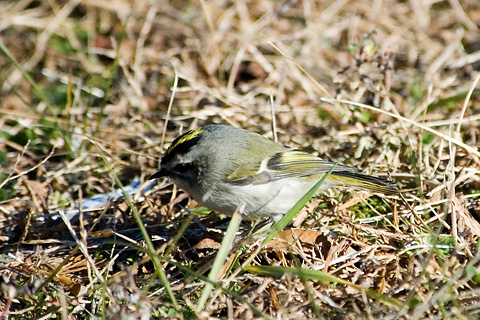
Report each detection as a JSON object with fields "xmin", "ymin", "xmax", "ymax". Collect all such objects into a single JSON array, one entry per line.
[{"xmin": 173, "ymin": 163, "xmax": 193, "ymax": 173}]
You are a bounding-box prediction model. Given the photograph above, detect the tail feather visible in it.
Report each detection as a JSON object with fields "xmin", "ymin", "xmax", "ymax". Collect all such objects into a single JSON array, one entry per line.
[{"xmin": 329, "ymin": 171, "xmax": 398, "ymax": 195}]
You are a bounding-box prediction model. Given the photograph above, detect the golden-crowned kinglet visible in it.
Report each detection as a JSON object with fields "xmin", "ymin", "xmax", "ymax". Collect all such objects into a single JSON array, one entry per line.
[{"xmin": 150, "ymin": 124, "xmax": 397, "ymax": 221}]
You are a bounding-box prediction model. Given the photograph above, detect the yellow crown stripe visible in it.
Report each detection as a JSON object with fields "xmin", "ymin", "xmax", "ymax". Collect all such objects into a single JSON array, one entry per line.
[{"xmin": 168, "ymin": 127, "xmax": 204, "ymax": 153}]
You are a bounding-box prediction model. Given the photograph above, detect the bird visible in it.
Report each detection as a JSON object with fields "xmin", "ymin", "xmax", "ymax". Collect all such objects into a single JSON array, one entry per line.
[{"xmin": 150, "ymin": 124, "xmax": 398, "ymax": 221}]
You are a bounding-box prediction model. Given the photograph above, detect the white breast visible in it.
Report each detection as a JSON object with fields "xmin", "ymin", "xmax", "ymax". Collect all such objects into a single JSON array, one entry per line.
[{"xmin": 195, "ymin": 177, "xmax": 338, "ymax": 221}]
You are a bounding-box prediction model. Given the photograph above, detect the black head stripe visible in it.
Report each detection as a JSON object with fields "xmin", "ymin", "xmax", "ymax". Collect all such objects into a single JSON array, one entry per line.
[{"xmin": 161, "ymin": 128, "xmax": 204, "ymax": 164}]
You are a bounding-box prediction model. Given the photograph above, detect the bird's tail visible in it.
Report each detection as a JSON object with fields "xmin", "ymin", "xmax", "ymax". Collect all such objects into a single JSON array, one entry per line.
[{"xmin": 329, "ymin": 171, "xmax": 398, "ymax": 195}]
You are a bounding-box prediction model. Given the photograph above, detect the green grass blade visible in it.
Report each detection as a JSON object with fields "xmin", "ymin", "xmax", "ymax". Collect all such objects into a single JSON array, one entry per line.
[
  {"xmin": 262, "ymin": 162, "xmax": 338, "ymax": 245},
  {"xmin": 197, "ymin": 210, "xmax": 242, "ymax": 310},
  {"xmin": 427, "ymin": 88, "xmax": 480, "ymax": 110},
  {"xmin": 170, "ymin": 260, "xmax": 268, "ymax": 318},
  {"xmin": 110, "ymin": 173, "xmax": 180, "ymax": 311},
  {"xmin": 245, "ymin": 265, "xmax": 403, "ymax": 308},
  {"xmin": 0, "ymin": 39, "xmax": 52, "ymax": 114}
]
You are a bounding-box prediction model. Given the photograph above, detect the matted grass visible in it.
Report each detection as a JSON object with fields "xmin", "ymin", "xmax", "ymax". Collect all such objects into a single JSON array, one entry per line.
[{"xmin": 1, "ymin": 0, "xmax": 480, "ymax": 319}]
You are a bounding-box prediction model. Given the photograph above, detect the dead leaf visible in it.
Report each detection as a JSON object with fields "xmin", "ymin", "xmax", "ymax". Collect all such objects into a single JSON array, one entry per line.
[
  {"xmin": 455, "ymin": 194, "xmax": 480, "ymax": 238},
  {"xmin": 265, "ymin": 228, "xmax": 326, "ymax": 250},
  {"xmin": 193, "ymin": 237, "xmax": 221, "ymax": 250}
]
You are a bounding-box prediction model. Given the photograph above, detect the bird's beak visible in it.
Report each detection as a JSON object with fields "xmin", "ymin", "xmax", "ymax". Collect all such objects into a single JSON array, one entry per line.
[{"xmin": 149, "ymin": 168, "xmax": 167, "ymax": 180}]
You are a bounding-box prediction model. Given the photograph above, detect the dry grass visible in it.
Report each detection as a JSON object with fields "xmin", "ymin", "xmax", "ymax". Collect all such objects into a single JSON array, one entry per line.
[{"xmin": 1, "ymin": 0, "xmax": 480, "ymax": 319}]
